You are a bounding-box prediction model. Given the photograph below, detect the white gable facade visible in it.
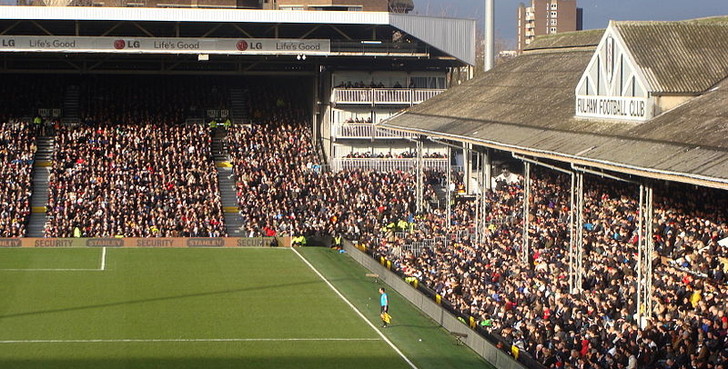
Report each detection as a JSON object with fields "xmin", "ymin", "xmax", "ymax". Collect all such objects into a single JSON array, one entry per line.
[{"xmin": 574, "ymin": 23, "xmax": 654, "ymax": 122}]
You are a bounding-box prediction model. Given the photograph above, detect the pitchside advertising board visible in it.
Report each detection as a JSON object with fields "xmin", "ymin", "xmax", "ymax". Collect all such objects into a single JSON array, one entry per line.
[
  {"xmin": 0, "ymin": 36, "xmax": 330, "ymax": 55},
  {"xmin": 0, "ymin": 237, "xmax": 290, "ymax": 248}
]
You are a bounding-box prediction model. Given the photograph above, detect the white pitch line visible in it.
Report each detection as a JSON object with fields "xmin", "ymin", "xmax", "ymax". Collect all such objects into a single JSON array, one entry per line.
[
  {"xmin": 0, "ymin": 269, "xmax": 102, "ymax": 272},
  {"xmin": 100, "ymin": 247, "xmax": 107, "ymax": 271},
  {"xmin": 291, "ymin": 247, "xmax": 419, "ymax": 369},
  {"xmin": 0, "ymin": 338, "xmax": 381, "ymax": 344}
]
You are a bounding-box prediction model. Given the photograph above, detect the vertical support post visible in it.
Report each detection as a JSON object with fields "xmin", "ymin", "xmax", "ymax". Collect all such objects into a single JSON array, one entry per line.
[
  {"xmin": 522, "ymin": 161, "xmax": 531, "ymax": 264},
  {"xmin": 463, "ymin": 142, "xmax": 472, "ymax": 194},
  {"xmin": 575, "ymin": 172, "xmax": 584, "ymax": 292},
  {"xmin": 446, "ymin": 146, "xmax": 452, "ymax": 228},
  {"xmin": 637, "ymin": 184, "xmax": 644, "ymax": 326},
  {"xmin": 416, "ymin": 138, "xmax": 424, "ymax": 214},
  {"xmin": 484, "ymin": 148, "xmax": 492, "ymax": 191},
  {"xmin": 474, "ymin": 151, "xmax": 481, "ymax": 243},
  {"xmin": 312, "ymin": 71, "xmax": 319, "ymax": 147},
  {"xmin": 636, "ymin": 182, "xmax": 654, "ymax": 328},
  {"xmin": 485, "ymin": 0, "xmax": 495, "ymax": 72},
  {"xmin": 479, "ymin": 151, "xmax": 488, "ymax": 244},
  {"xmin": 568, "ymin": 172, "xmax": 585, "ymax": 294},
  {"xmin": 646, "ymin": 184, "xmax": 653, "ymax": 317},
  {"xmin": 569, "ymin": 172, "xmax": 576, "ymax": 293}
]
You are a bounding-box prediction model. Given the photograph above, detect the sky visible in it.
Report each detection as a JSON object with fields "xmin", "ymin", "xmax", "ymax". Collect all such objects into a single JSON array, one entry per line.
[{"xmin": 412, "ymin": 0, "xmax": 728, "ymax": 48}]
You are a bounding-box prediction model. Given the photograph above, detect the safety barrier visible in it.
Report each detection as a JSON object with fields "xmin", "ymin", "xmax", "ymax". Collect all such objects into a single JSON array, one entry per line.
[
  {"xmin": 0, "ymin": 237, "xmax": 290, "ymax": 248},
  {"xmin": 331, "ymin": 88, "xmax": 445, "ymax": 105},
  {"xmin": 343, "ymin": 239, "xmax": 544, "ymax": 369},
  {"xmin": 332, "ymin": 123, "xmax": 416, "ymax": 139},
  {"xmin": 330, "ymin": 158, "xmax": 449, "ymax": 172}
]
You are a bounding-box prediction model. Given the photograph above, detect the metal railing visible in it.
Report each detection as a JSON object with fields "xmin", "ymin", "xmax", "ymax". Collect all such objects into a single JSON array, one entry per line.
[
  {"xmin": 332, "ymin": 123, "xmax": 416, "ymax": 139},
  {"xmin": 332, "ymin": 88, "xmax": 445, "ymax": 105},
  {"xmin": 330, "ymin": 158, "xmax": 449, "ymax": 172}
]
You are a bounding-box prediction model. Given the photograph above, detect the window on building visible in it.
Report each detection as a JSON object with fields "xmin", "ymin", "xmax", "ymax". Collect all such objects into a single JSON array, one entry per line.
[
  {"xmin": 550, "ymin": 3, "xmax": 558, "ymax": 10},
  {"xmin": 550, "ymin": 19, "xmax": 558, "ymax": 26},
  {"xmin": 550, "ymin": 11, "xmax": 557, "ymax": 17},
  {"xmin": 280, "ymin": 6, "xmax": 304, "ymax": 10},
  {"xmin": 549, "ymin": 27, "xmax": 558, "ymax": 33}
]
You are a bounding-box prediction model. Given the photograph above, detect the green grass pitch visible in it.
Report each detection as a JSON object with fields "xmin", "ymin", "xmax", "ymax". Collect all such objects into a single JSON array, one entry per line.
[{"xmin": 0, "ymin": 247, "xmax": 491, "ymax": 369}]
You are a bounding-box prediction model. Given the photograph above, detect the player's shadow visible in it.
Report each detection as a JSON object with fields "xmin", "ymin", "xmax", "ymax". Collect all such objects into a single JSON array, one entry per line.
[{"xmin": 0, "ymin": 279, "xmax": 342, "ymax": 319}]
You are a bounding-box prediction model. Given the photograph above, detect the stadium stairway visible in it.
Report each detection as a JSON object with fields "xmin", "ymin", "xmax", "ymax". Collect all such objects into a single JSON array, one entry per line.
[
  {"xmin": 229, "ymin": 89, "xmax": 248, "ymax": 125},
  {"xmin": 28, "ymin": 136, "xmax": 54, "ymax": 237},
  {"xmin": 212, "ymin": 129, "xmax": 245, "ymax": 236}
]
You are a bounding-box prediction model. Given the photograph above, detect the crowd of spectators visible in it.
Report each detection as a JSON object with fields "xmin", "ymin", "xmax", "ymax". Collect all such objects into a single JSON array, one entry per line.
[
  {"xmin": 45, "ymin": 76, "xmax": 228, "ymax": 238},
  {"xmin": 344, "ymin": 116, "xmax": 373, "ymax": 123},
  {"xmin": 228, "ymin": 120, "xmax": 441, "ymax": 239},
  {"xmin": 0, "ymin": 121, "xmax": 36, "ymax": 237},
  {"xmin": 45, "ymin": 122, "xmax": 225, "ymax": 238},
  {"xmin": 226, "ymin": 84, "xmax": 441, "ymax": 239},
  {"xmin": 363, "ymin": 169, "xmax": 728, "ymax": 369},
  {"xmin": 227, "ymin": 108, "xmax": 728, "ymax": 369}
]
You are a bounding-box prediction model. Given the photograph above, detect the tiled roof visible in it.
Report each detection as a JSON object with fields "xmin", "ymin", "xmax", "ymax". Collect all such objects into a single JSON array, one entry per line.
[
  {"xmin": 525, "ymin": 29, "xmax": 603, "ymax": 51},
  {"xmin": 381, "ymin": 24, "xmax": 728, "ymax": 188},
  {"xmin": 615, "ymin": 20, "xmax": 728, "ymax": 94}
]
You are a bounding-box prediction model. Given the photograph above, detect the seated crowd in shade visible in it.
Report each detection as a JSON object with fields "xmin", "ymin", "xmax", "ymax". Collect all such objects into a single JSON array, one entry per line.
[{"xmin": 0, "ymin": 121, "xmax": 36, "ymax": 237}]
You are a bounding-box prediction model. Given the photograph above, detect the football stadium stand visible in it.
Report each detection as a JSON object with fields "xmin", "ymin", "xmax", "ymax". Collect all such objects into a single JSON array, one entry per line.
[{"xmin": 0, "ymin": 5, "xmax": 726, "ymax": 369}]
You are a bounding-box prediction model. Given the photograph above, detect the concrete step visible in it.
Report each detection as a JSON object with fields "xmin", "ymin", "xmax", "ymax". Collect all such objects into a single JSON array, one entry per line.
[
  {"xmin": 223, "ymin": 213, "xmax": 245, "ymax": 237},
  {"xmin": 26, "ymin": 212, "xmax": 46, "ymax": 237},
  {"xmin": 28, "ymin": 136, "xmax": 53, "ymax": 235},
  {"xmin": 214, "ymin": 136, "xmax": 244, "ymax": 236}
]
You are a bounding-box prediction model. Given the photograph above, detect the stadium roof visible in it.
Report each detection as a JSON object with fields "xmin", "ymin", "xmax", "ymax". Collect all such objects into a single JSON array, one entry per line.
[
  {"xmin": 614, "ymin": 21, "xmax": 728, "ymax": 94},
  {"xmin": 380, "ymin": 20, "xmax": 728, "ymax": 190},
  {"xmin": 0, "ymin": 6, "xmax": 475, "ymax": 65}
]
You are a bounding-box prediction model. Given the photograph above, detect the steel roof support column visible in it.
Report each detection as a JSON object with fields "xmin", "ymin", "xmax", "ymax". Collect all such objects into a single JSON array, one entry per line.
[
  {"xmin": 312, "ymin": 72, "xmax": 320, "ymax": 147},
  {"xmin": 484, "ymin": 148, "xmax": 492, "ymax": 191},
  {"xmin": 479, "ymin": 151, "xmax": 488, "ymax": 244},
  {"xmin": 636, "ymin": 182, "xmax": 654, "ymax": 329},
  {"xmin": 570, "ymin": 164, "xmax": 651, "ymax": 327},
  {"xmin": 463, "ymin": 142, "xmax": 472, "ymax": 194},
  {"xmin": 511, "ymin": 154, "xmax": 581, "ymax": 292},
  {"xmin": 522, "ymin": 161, "xmax": 531, "ymax": 264},
  {"xmin": 416, "ymin": 137, "xmax": 424, "ymax": 214},
  {"xmin": 570, "ymin": 171, "xmax": 584, "ymax": 294},
  {"xmin": 474, "ymin": 151, "xmax": 482, "ymax": 243},
  {"xmin": 446, "ymin": 146, "xmax": 452, "ymax": 228},
  {"xmin": 569, "ymin": 172, "xmax": 576, "ymax": 293}
]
